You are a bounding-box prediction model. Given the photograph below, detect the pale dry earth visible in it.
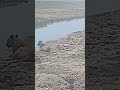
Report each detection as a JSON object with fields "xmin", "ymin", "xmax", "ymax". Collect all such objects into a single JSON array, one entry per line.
[{"xmin": 35, "ymin": 31, "xmax": 85, "ymax": 90}]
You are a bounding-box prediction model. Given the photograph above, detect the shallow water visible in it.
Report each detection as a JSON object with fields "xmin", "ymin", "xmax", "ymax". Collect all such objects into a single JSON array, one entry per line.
[{"xmin": 35, "ymin": 18, "xmax": 85, "ymax": 47}]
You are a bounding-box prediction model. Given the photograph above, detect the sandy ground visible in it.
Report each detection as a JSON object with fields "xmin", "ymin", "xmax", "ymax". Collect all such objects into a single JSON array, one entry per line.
[{"xmin": 35, "ymin": 31, "xmax": 85, "ymax": 90}]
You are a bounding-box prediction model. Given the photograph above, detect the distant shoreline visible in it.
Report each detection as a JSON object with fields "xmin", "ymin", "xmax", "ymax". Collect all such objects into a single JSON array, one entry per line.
[
  {"xmin": 35, "ymin": 0, "xmax": 85, "ymax": 29},
  {"xmin": 35, "ymin": 16, "xmax": 85, "ymax": 29},
  {"xmin": 35, "ymin": 18, "xmax": 85, "ymax": 47}
]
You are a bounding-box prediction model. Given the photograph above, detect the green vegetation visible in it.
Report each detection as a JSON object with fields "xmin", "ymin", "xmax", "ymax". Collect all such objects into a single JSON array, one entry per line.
[{"xmin": 35, "ymin": 1, "xmax": 85, "ymax": 28}]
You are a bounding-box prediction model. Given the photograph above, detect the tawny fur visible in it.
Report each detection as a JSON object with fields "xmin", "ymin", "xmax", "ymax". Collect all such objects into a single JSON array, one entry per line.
[{"xmin": 5, "ymin": 36, "xmax": 34, "ymax": 63}]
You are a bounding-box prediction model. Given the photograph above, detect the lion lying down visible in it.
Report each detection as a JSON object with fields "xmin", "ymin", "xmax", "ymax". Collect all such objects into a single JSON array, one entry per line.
[{"xmin": 5, "ymin": 36, "xmax": 34, "ymax": 64}]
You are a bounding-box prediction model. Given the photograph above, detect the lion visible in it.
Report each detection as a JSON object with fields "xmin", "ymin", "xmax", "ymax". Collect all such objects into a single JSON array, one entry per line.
[{"xmin": 5, "ymin": 35, "xmax": 34, "ymax": 64}]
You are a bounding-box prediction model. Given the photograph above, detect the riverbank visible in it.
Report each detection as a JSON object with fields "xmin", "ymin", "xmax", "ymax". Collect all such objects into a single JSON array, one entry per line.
[
  {"xmin": 35, "ymin": 18, "xmax": 85, "ymax": 47},
  {"xmin": 35, "ymin": 31, "xmax": 85, "ymax": 90},
  {"xmin": 35, "ymin": 1, "xmax": 85, "ymax": 28}
]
